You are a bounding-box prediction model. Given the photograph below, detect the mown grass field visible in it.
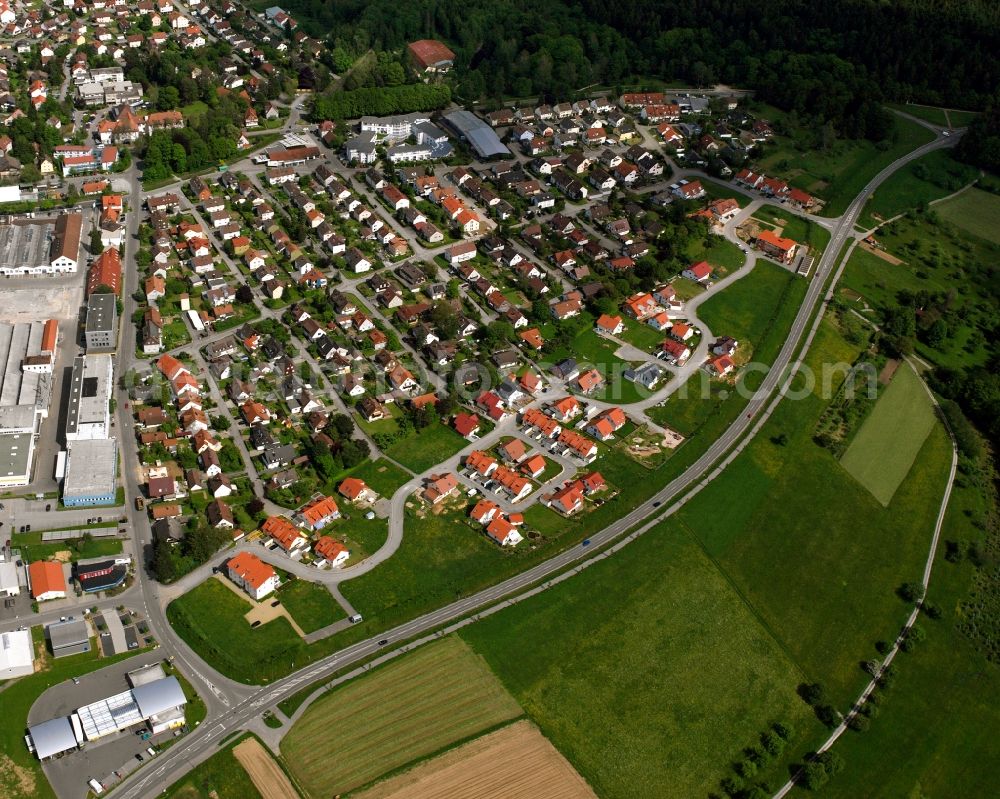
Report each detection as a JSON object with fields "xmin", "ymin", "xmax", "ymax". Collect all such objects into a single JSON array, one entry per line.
[
  {"xmin": 935, "ymin": 186, "xmax": 1000, "ymax": 245},
  {"xmin": 167, "ymin": 578, "xmax": 307, "ymax": 684},
  {"xmin": 277, "ymin": 579, "xmax": 345, "ymax": 634},
  {"xmin": 861, "ymin": 149, "xmax": 979, "ymax": 227},
  {"xmin": 281, "ymin": 637, "xmax": 522, "ymax": 797},
  {"xmin": 815, "ymin": 468, "xmax": 1000, "ymax": 798},
  {"xmin": 839, "ymin": 362, "xmax": 936, "ymax": 505},
  {"xmin": 686, "ymin": 234, "xmax": 747, "ymax": 272},
  {"xmin": 163, "ymin": 734, "xmax": 263, "ymax": 799},
  {"xmin": 384, "ymin": 422, "xmax": 468, "ymax": 473},
  {"xmin": 676, "ymin": 317, "xmax": 953, "ymax": 705},
  {"xmin": 462, "ymin": 519, "xmax": 816, "ymax": 799},
  {"xmin": 341, "ymin": 457, "xmax": 412, "ymax": 497}
]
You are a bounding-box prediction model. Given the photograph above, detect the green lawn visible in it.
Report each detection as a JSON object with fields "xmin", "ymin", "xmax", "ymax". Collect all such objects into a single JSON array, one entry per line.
[
  {"xmin": 935, "ymin": 186, "xmax": 1000, "ymax": 245},
  {"xmin": 282, "ymin": 637, "xmax": 522, "ymax": 797},
  {"xmin": 752, "ymin": 110, "xmax": 935, "ymax": 217},
  {"xmin": 384, "ymin": 422, "xmax": 467, "ymax": 473},
  {"xmin": 163, "ymin": 734, "xmax": 263, "ymax": 799},
  {"xmin": 339, "ymin": 458, "xmax": 412, "ymax": 497},
  {"xmin": 615, "ymin": 317, "xmax": 666, "ymax": 353},
  {"xmin": 167, "ymin": 578, "xmax": 307, "ymax": 684},
  {"xmin": 840, "ymin": 212, "xmax": 999, "ymax": 369},
  {"xmin": 14, "ymin": 536, "xmax": 123, "ymax": 563},
  {"xmin": 462, "ymin": 520, "xmax": 816, "ymax": 799},
  {"xmin": 887, "ymin": 102, "xmax": 979, "ymax": 129},
  {"xmin": 686, "ymin": 233, "xmax": 747, "ymax": 272},
  {"xmin": 815, "ymin": 471, "xmax": 999, "ymax": 798},
  {"xmin": 839, "ymin": 362, "xmax": 937, "ymax": 505},
  {"xmin": 861, "ymin": 149, "xmax": 979, "ymax": 227},
  {"xmin": 547, "ymin": 326, "xmax": 647, "ymax": 404},
  {"xmin": 700, "ymin": 177, "xmax": 752, "ymax": 207},
  {"xmin": 278, "ymin": 578, "xmax": 346, "ymax": 634},
  {"xmin": 752, "ymin": 205, "xmax": 832, "ymax": 256},
  {"xmin": 0, "ymin": 641, "xmax": 148, "ymax": 799},
  {"xmin": 676, "ymin": 317, "xmax": 954, "ymax": 705}
]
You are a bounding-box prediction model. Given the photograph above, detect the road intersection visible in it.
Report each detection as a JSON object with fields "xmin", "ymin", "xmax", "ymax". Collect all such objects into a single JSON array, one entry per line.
[{"xmin": 0, "ymin": 99, "xmax": 961, "ymax": 798}]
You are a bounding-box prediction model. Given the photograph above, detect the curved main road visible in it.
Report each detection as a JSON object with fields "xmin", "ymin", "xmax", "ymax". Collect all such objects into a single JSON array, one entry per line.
[{"xmin": 107, "ymin": 126, "xmax": 960, "ymax": 797}]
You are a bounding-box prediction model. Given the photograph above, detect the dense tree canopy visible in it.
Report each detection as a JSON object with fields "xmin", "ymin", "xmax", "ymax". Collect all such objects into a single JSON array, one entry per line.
[{"xmin": 285, "ymin": 0, "xmax": 999, "ymax": 139}]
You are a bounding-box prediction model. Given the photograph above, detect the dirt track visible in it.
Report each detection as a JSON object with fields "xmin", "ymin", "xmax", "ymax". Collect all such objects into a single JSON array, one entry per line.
[
  {"xmin": 352, "ymin": 720, "xmax": 597, "ymax": 799},
  {"xmin": 233, "ymin": 738, "xmax": 299, "ymax": 799}
]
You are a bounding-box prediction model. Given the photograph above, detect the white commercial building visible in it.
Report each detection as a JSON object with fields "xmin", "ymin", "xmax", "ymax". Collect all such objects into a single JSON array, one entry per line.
[
  {"xmin": 0, "ymin": 629, "xmax": 34, "ymax": 678},
  {"xmin": 65, "ymin": 354, "xmax": 113, "ymax": 441}
]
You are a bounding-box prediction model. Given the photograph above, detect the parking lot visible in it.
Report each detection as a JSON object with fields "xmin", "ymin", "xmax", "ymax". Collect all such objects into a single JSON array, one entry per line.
[{"xmin": 32, "ymin": 650, "xmax": 179, "ymax": 799}]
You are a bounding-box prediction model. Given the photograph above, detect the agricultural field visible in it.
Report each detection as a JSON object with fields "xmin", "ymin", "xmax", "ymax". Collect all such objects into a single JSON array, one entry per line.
[
  {"xmin": 462, "ymin": 519, "xmax": 815, "ymax": 799},
  {"xmin": 353, "ymin": 720, "xmax": 597, "ymax": 799},
  {"xmin": 750, "ymin": 108, "xmax": 935, "ymax": 216},
  {"xmin": 163, "ymin": 734, "xmax": 263, "ymax": 799},
  {"xmin": 231, "ymin": 737, "xmax": 298, "ymax": 799},
  {"xmin": 676, "ymin": 317, "xmax": 954, "ymax": 705},
  {"xmin": 861, "ymin": 149, "xmax": 979, "ymax": 227},
  {"xmin": 839, "ymin": 362, "xmax": 937, "ymax": 505},
  {"xmin": 281, "ymin": 637, "xmax": 522, "ymax": 797},
  {"xmin": 935, "ymin": 186, "xmax": 1000, "ymax": 245},
  {"xmin": 277, "ymin": 579, "xmax": 345, "ymax": 634}
]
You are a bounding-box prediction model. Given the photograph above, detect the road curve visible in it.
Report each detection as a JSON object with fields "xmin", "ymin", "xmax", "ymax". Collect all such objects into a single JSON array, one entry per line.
[{"xmin": 110, "ymin": 131, "xmax": 959, "ymax": 799}]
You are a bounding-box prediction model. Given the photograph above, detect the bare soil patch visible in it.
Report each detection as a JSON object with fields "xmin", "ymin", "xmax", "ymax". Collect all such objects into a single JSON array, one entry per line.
[
  {"xmin": 859, "ymin": 241, "xmax": 904, "ymax": 265},
  {"xmin": 352, "ymin": 720, "xmax": 597, "ymax": 799},
  {"xmin": 878, "ymin": 358, "xmax": 901, "ymax": 385},
  {"xmin": 232, "ymin": 738, "xmax": 299, "ymax": 799},
  {"xmin": 0, "ymin": 753, "xmax": 36, "ymax": 797}
]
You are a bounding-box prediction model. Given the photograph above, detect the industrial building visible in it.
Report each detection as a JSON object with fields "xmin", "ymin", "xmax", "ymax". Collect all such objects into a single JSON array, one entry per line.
[
  {"xmin": 62, "ymin": 437, "xmax": 118, "ymax": 506},
  {"xmin": 65, "ymin": 354, "xmax": 113, "ymax": 441},
  {"xmin": 46, "ymin": 618, "xmax": 91, "ymax": 658},
  {"xmin": 0, "ymin": 629, "xmax": 34, "ymax": 679},
  {"xmin": 74, "ymin": 557, "xmax": 129, "ymax": 593},
  {"xmin": 440, "ymin": 109, "xmax": 511, "ymax": 159},
  {"xmin": 84, "ymin": 294, "xmax": 118, "ymax": 353},
  {"xmin": 26, "ymin": 669, "xmax": 187, "ymax": 760},
  {"xmin": 0, "ymin": 213, "xmax": 82, "ymax": 275}
]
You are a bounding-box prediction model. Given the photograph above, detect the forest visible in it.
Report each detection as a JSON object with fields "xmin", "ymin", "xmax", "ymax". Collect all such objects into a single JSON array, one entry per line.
[{"xmin": 270, "ymin": 0, "xmax": 997, "ymax": 139}]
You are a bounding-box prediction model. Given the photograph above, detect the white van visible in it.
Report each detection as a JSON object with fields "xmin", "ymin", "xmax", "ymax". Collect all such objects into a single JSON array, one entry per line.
[{"xmin": 88, "ymin": 778, "xmax": 104, "ymax": 794}]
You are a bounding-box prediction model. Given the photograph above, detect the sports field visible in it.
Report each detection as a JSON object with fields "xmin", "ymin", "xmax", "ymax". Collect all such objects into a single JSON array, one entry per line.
[
  {"xmin": 840, "ymin": 362, "xmax": 936, "ymax": 505},
  {"xmin": 353, "ymin": 720, "xmax": 597, "ymax": 799},
  {"xmin": 280, "ymin": 637, "xmax": 523, "ymax": 797},
  {"xmin": 935, "ymin": 186, "xmax": 1000, "ymax": 245}
]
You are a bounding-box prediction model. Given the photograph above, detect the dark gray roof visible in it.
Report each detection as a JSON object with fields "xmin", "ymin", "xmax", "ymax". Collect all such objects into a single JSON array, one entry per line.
[{"xmin": 441, "ymin": 110, "xmax": 510, "ymax": 159}]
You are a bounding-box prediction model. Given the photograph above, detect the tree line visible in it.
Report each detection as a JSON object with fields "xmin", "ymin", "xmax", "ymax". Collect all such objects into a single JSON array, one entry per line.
[
  {"xmin": 312, "ymin": 83, "xmax": 451, "ymax": 120},
  {"xmin": 289, "ymin": 0, "xmax": 1000, "ymax": 139}
]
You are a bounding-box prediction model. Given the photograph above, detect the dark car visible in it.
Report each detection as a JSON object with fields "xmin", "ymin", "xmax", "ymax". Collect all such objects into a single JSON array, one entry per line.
[
  {"xmin": 271, "ymin": 600, "xmax": 280, "ymax": 607},
  {"xmin": 378, "ymin": 639, "xmax": 389, "ymax": 647},
  {"xmin": 652, "ymin": 501, "xmax": 661, "ymax": 508}
]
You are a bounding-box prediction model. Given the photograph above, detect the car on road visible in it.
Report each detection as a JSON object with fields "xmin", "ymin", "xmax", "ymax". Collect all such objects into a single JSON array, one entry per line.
[
  {"xmin": 378, "ymin": 639, "xmax": 389, "ymax": 646},
  {"xmin": 582, "ymin": 539, "xmax": 591, "ymax": 546},
  {"xmin": 652, "ymin": 501, "xmax": 661, "ymax": 507},
  {"xmin": 349, "ymin": 614, "xmax": 363, "ymax": 624},
  {"xmin": 45, "ymin": 504, "xmax": 50, "ymax": 511}
]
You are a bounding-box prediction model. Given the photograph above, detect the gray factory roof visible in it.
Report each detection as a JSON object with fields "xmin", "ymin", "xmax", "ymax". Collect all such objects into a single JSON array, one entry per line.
[
  {"xmin": 65, "ymin": 354, "xmax": 112, "ymax": 438},
  {"xmin": 132, "ymin": 676, "xmax": 186, "ymax": 718},
  {"xmin": 28, "ymin": 717, "xmax": 78, "ymax": 760},
  {"xmin": 86, "ymin": 293, "xmax": 117, "ymax": 334},
  {"xmin": 441, "ymin": 109, "xmax": 510, "ymax": 158},
  {"xmin": 62, "ymin": 438, "xmax": 117, "ymax": 498},
  {"xmin": 0, "ymin": 431, "xmax": 32, "ymax": 483}
]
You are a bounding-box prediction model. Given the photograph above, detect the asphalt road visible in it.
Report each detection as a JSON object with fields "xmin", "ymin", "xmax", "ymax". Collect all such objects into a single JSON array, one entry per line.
[{"xmin": 106, "ymin": 125, "xmax": 960, "ymax": 799}]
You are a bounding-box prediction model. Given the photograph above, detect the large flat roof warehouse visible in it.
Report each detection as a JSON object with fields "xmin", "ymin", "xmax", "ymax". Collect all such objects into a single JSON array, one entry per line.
[
  {"xmin": 62, "ymin": 437, "xmax": 117, "ymax": 506},
  {"xmin": 441, "ymin": 109, "xmax": 511, "ymax": 159},
  {"xmin": 65, "ymin": 354, "xmax": 113, "ymax": 441},
  {"xmin": 0, "ymin": 628, "xmax": 34, "ymax": 678},
  {"xmin": 0, "ymin": 321, "xmax": 56, "ymax": 411},
  {"xmin": 0, "ymin": 429, "xmax": 33, "ymax": 486},
  {"xmin": 0, "ymin": 213, "xmax": 82, "ymax": 275}
]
